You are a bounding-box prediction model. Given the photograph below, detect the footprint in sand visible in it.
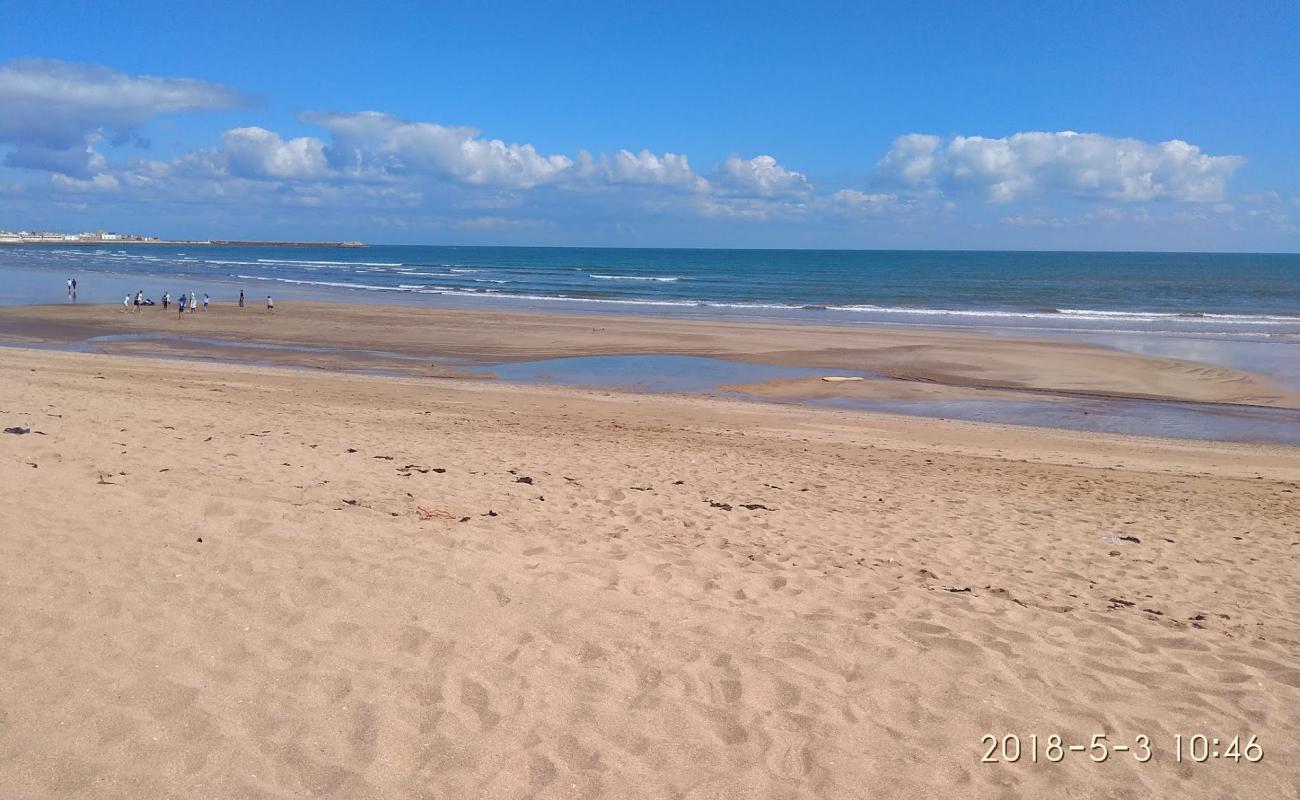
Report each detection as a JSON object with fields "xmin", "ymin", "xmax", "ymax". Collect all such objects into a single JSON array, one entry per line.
[{"xmin": 460, "ymin": 678, "xmax": 500, "ymax": 731}]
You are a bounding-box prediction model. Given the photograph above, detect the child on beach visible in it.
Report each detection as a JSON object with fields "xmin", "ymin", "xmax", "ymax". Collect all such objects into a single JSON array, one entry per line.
[
  {"xmin": 189, "ymin": 292, "xmax": 197, "ymax": 313},
  {"xmin": 203, "ymin": 293, "xmax": 210, "ymax": 311},
  {"xmin": 123, "ymin": 294, "xmax": 130, "ymax": 312},
  {"xmin": 267, "ymin": 295, "xmax": 274, "ymax": 311}
]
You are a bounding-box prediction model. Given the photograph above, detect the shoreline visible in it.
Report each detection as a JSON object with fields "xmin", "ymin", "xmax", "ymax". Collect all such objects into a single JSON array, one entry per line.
[
  {"xmin": 0, "ymin": 239, "xmax": 365, "ymax": 248},
  {"xmin": 5, "ymin": 249, "xmax": 1298, "ymax": 336},
  {"xmin": 3, "ymin": 301, "xmax": 1298, "ymax": 406},
  {"xmin": 2, "ymin": 300, "xmax": 1300, "ymax": 445}
]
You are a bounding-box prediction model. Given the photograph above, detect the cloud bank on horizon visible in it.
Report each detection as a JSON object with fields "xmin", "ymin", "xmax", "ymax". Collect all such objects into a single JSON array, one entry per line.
[{"xmin": 0, "ymin": 58, "xmax": 1294, "ymax": 249}]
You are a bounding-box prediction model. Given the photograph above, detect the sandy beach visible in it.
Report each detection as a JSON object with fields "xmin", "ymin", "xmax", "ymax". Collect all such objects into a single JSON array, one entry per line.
[
  {"xmin": 1, "ymin": 322, "xmax": 1298, "ymax": 798},
  {"xmin": 2, "ymin": 302, "xmax": 1299, "ymax": 411}
]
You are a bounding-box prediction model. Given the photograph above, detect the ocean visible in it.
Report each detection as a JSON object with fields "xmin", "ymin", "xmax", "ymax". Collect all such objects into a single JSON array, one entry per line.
[
  {"xmin": 5, "ymin": 243, "xmax": 1300, "ymax": 442},
  {"xmin": 4, "ymin": 245, "xmax": 1299, "ymax": 337}
]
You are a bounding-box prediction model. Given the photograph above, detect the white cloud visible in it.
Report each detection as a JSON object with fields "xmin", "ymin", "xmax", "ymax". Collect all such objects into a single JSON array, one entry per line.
[
  {"xmin": 303, "ymin": 111, "xmax": 572, "ymax": 188},
  {"xmin": 221, "ymin": 127, "xmax": 328, "ymax": 179},
  {"xmin": 0, "ymin": 58, "xmax": 245, "ymax": 177},
  {"xmin": 1000, "ymin": 214, "xmax": 1067, "ymax": 228},
  {"xmin": 692, "ymin": 196, "xmax": 802, "ymax": 221},
  {"xmin": 873, "ymin": 134, "xmax": 942, "ymax": 190},
  {"xmin": 50, "ymin": 172, "xmax": 120, "ymax": 192},
  {"xmin": 587, "ymin": 149, "xmax": 705, "ymax": 188},
  {"xmin": 717, "ymin": 155, "xmax": 810, "ymax": 196},
  {"xmin": 1086, "ymin": 207, "xmax": 1125, "ymax": 223},
  {"xmin": 875, "ymin": 131, "xmax": 1244, "ymax": 203},
  {"xmin": 831, "ymin": 188, "xmax": 898, "ymax": 212}
]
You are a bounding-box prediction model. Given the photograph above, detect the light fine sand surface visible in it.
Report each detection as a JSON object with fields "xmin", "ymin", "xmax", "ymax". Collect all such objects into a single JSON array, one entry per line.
[{"xmin": 1, "ymin": 341, "xmax": 1298, "ymax": 798}]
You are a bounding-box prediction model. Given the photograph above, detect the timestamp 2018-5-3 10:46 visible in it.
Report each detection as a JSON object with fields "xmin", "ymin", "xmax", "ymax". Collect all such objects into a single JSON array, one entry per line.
[{"xmin": 980, "ymin": 733, "xmax": 1264, "ymax": 765}]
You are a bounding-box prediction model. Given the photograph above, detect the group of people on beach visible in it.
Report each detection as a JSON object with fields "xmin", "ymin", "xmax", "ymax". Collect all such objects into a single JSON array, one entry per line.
[{"xmin": 102, "ymin": 283, "xmax": 274, "ymax": 314}]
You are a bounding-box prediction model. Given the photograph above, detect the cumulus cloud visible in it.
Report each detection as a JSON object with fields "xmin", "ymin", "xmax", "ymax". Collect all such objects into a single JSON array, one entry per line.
[
  {"xmin": 579, "ymin": 149, "xmax": 705, "ymax": 188},
  {"xmin": 302, "ymin": 111, "xmax": 572, "ymax": 188},
  {"xmin": 716, "ymin": 155, "xmax": 810, "ymax": 196},
  {"xmin": 831, "ymin": 189, "xmax": 898, "ymax": 212},
  {"xmin": 50, "ymin": 172, "xmax": 121, "ymax": 193},
  {"xmin": 875, "ymin": 131, "xmax": 1243, "ymax": 202},
  {"xmin": 221, "ymin": 127, "xmax": 328, "ymax": 180},
  {"xmin": 20, "ymin": 63, "xmax": 1270, "ymax": 240},
  {"xmin": 0, "ymin": 58, "xmax": 246, "ymax": 178},
  {"xmin": 873, "ymin": 135, "xmax": 942, "ymax": 190}
]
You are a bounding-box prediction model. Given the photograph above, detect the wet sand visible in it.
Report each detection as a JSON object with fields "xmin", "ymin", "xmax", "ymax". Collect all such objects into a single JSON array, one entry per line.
[
  {"xmin": 2, "ymin": 301, "xmax": 1298, "ymax": 409},
  {"xmin": 0, "ymin": 346, "xmax": 1298, "ymax": 798}
]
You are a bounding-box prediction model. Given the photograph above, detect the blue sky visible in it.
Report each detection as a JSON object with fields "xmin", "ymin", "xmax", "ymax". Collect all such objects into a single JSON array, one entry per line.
[{"xmin": 0, "ymin": 0, "xmax": 1296, "ymax": 250}]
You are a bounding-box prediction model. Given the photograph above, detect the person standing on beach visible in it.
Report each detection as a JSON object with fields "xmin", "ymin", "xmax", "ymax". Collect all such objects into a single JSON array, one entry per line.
[
  {"xmin": 189, "ymin": 292, "xmax": 197, "ymax": 313},
  {"xmin": 162, "ymin": 291, "xmax": 169, "ymax": 311},
  {"xmin": 178, "ymin": 293, "xmax": 186, "ymax": 318},
  {"xmin": 71, "ymin": 278, "xmax": 76, "ymax": 300},
  {"xmin": 134, "ymin": 290, "xmax": 143, "ymax": 313},
  {"xmin": 203, "ymin": 293, "xmax": 210, "ymax": 311},
  {"xmin": 123, "ymin": 294, "xmax": 131, "ymax": 312},
  {"xmin": 267, "ymin": 295, "xmax": 274, "ymax": 312},
  {"xmin": 239, "ymin": 289, "xmax": 244, "ymax": 308},
  {"xmin": 67, "ymin": 278, "xmax": 72, "ymax": 297}
]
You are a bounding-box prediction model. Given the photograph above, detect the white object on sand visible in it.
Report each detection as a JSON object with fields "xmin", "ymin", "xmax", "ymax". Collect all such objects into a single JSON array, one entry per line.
[{"xmin": 820, "ymin": 376, "xmax": 865, "ymax": 382}]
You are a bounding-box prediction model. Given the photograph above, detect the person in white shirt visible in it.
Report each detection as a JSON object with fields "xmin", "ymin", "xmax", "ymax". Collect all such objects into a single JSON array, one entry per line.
[{"xmin": 267, "ymin": 295, "xmax": 274, "ymax": 312}]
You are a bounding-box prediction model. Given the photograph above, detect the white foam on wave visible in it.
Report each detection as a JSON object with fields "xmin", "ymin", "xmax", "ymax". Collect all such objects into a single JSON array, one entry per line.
[
  {"xmin": 1060, "ymin": 308, "xmax": 1300, "ymax": 324},
  {"xmin": 236, "ymin": 275, "xmax": 400, "ymax": 292},
  {"xmin": 589, "ymin": 274, "xmax": 683, "ymax": 282},
  {"xmin": 221, "ymin": 275, "xmax": 1300, "ymax": 330},
  {"xmin": 255, "ymin": 258, "xmax": 403, "ymax": 267},
  {"xmin": 831, "ymin": 305, "xmax": 1300, "ymax": 325}
]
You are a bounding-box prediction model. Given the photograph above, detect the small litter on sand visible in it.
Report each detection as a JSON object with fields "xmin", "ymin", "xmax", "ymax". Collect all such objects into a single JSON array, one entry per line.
[
  {"xmin": 820, "ymin": 376, "xmax": 864, "ymax": 383},
  {"xmin": 4, "ymin": 426, "xmax": 31, "ymax": 435},
  {"xmin": 417, "ymin": 505, "xmax": 458, "ymax": 521}
]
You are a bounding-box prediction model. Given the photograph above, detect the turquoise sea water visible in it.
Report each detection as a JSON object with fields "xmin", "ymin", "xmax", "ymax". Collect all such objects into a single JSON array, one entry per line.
[{"xmin": 3, "ymin": 245, "xmax": 1299, "ymax": 336}]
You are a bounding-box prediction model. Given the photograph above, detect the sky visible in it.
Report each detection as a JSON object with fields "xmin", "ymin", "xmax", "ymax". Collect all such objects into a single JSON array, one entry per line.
[{"xmin": 0, "ymin": 0, "xmax": 1296, "ymax": 251}]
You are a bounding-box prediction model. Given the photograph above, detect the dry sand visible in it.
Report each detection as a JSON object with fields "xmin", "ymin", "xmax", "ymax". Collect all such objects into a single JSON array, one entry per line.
[{"xmin": 1, "ymin": 344, "xmax": 1298, "ymax": 799}]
